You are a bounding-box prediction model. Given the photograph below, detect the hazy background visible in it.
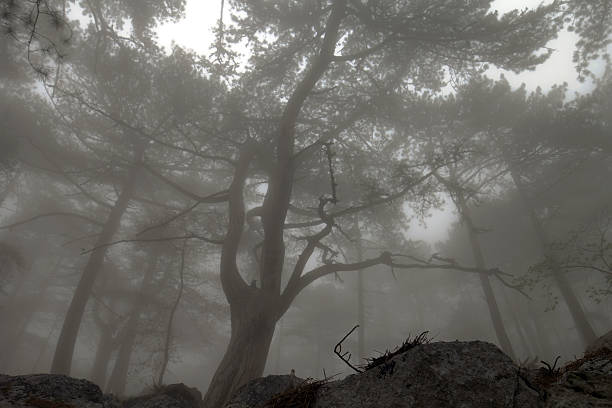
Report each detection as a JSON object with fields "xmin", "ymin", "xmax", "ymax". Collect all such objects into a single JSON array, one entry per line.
[{"xmin": 1, "ymin": 0, "xmax": 610, "ymax": 401}]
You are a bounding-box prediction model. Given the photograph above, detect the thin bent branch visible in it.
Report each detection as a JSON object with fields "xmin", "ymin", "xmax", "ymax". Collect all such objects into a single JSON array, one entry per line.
[
  {"xmin": 0, "ymin": 212, "xmax": 103, "ymax": 229},
  {"xmin": 80, "ymin": 233, "xmax": 223, "ymax": 255}
]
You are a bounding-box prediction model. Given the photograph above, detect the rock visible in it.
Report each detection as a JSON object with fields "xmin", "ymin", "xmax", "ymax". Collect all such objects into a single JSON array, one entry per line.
[
  {"xmin": 0, "ymin": 373, "xmax": 120, "ymax": 408},
  {"xmin": 224, "ymin": 341, "xmax": 541, "ymax": 408},
  {"xmin": 224, "ymin": 375, "xmax": 304, "ymax": 408},
  {"xmin": 542, "ymin": 348, "xmax": 612, "ymax": 407},
  {"xmin": 315, "ymin": 341, "xmax": 538, "ymax": 408},
  {"xmin": 122, "ymin": 383, "xmax": 202, "ymax": 408},
  {"xmin": 586, "ymin": 329, "xmax": 612, "ymax": 355}
]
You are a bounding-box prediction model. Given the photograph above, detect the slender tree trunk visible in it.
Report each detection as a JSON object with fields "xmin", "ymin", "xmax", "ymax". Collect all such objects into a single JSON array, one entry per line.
[
  {"xmin": 448, "ymin": 179, "xmax": 516, "ymax": 360},
  {"xmin": 273, "ymin": 319, "xmax": 283, "ymax": 373},
  {"xmin": 90, "ymin": 327, "xmax": 114, "ymax": 388},
  {"xmin": 105, "ymin": 327, "xmax": 136, "ymax": 395},
  {"xmin": 202, "ymin": 308, "xmax": 277, "ymax": 408},
  {"xmin": 0, "ymin": 259, "xmax": 57, "ymax": 370},
  {"xmin": 509, "ymin": 169, "xmax": 597, "ymax": 346},
  {"xmin": 501, "ymin": 289, "xmax": 532, "ymax": 358},
  {"xmin": 51, "ymin": 149, "xmax": 143, "ymax": 375},
  {"xmin": 467, "ymin": 223, "xmax": 516, "ymax": 360},
  {"xmin": 526, "ymin": 301, "xmax": 555, "ymax": 360},
  {"xmin": 158, "ymin": 241, "xmax": 186, "ymax": 385},
  {"xmin": 354, "ymin": 219, "xmax": 365, "ymax": 362},
  {"xmin": 106, "ymin": 249, "xmax": 161, "ymax": 395}
]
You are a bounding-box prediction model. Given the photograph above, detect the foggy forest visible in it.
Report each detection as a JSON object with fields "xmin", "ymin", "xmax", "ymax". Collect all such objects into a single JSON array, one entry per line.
[{"xmin": 0, "ymin": 0, "xmax": 611, "ymax": 407}]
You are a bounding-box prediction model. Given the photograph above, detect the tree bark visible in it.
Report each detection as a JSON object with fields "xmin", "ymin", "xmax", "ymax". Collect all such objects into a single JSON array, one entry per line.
[
  {"xmin": 436, "ymin": 171, "xmax": 516, "ymax": 360},
  {"xmin": 354, "ymin": 219, "xmax": 366, "ymax": 362},
  {"xmin": 106, "ymin": 249, "xmax": 161, "ymax": 395},
  {"xmin": 509, "ymin": 168, "xmax": 597, "ymax": 346},
  {"xmin": 90, "ymin": 327, "xmax": 114, "ymax": 388},
  {"xmin": 203, "ymin": 3, "xmax": 347, "ymax": 406},
  {"xmin": 51, "ymin": 146, "xmax": 143, "ymax": 375},
  {"xmin": 202, "ymin": 309, "xmax": 276, "ymax": 408},
  {"xmin": 157, "ymin": 240, "xmax": 186, "ymax": 385},
  {"xmin": 458, "ymin": 196, "xmax": 517, "ymax": 360}
]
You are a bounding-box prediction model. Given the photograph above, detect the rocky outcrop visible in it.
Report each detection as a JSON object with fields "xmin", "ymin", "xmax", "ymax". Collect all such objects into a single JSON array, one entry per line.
[
  {"xmin": 0, "ymin": 376, "xmax": 199, "ymax": 408},
  {"xmin": 225, "ymin": 339, "xmax": 612, "ymax": 408},
  {"xmin": 224, "ymin": 375, "xmax": 303, "ymax": 408},
  {"xmin": 586, "ymin": 329, "xmax": 612, "ymax": 355},
  {"xmin": 122, "ymin": 383, "xmax": 202, "ymax": 408},
  {"xmin": 226, "ymin": 340, "xmax": 540, "ymax": 408},
  {"xmin": 540, "ymin": 347, "xmax": 612, "ymax": 407},
  {"xmin": 0, "ymin": 373, "xmax": 119, "ymax": 408},
  {"xmin": 2, "ymin": 335, "xmax": 611, "ymax": 408}
]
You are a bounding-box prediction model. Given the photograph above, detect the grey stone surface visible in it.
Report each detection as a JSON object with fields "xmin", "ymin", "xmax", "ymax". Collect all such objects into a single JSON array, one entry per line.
[
  {"xmin": 223, "ymin": 338, "xmax": 612, "ymax": 408},
  {"xmin": 586, "ymin": 329, "xmax": 612, "ymax": 355},
  {"xmin": 223, "ymin": 341, "xmax": 541, "ymax": 408},
  {"xmin": 313, "ymin": 340, "xmax": 538, "ymax": 408},
  {"xmin": 123, "ymin": 383, "xmax": 202, "ymax": 408},
  {"xmin": 543, "ymin": 353, "xmax": 612, "ymax": 408},
  {"xmin": 224, "ymin": 375, "xmax": 303, "ymax": 408},
  {"xmin": 3, "ymin": 334, "xmax": 612, "ymax": 408},
  {"xmin": 0, "ymin": 373, "xmax": 119, "ymax": 408}
]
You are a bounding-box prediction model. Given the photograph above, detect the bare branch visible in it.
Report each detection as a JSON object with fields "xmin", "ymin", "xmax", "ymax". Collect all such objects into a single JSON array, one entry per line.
[
  {"xmin": 334, "ymin": 325, "xmax": 363, "ymax": 373},
  {"xmin": 80, "ymin": 233, "xmax": 223, "ymax": 255},
  {"xmin": 136, "ymin": 201, "xmax": 201, "ymax": 236},
  {"xmin": 0, "ymin": 212, "xmax": 103, "ymax": 230},
  {"xmin": 285, "ymin": 170, "xmax": 437, "ymax": 230},
  {"xmin": 143, "ymin": 163, "xmax": 229, "ymax": 203}
]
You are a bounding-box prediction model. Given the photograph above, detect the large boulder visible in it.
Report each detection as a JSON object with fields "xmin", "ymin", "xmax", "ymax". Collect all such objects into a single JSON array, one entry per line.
[
  {"xmin": 0, "ymin": 375, "xmax": 201, "ymax": 408},
  {"xmin": 224, "ymin": 339, "xmax": 612, "ymax": 408},
  {"xmin": 225, "ymin": 340, "xmax": 541, "ymax": 408},
  {"xmin": 122, "ymin": 383, "xmax": 202, "ymax": 408},
  {"xmin": 315, "ymin": 340, "xmax": 538, "ymax": 408},
  {"xmin": 541, "ymin": 345, "xmax": 612, "ymax": 407},
  {"xmin": 224, "ymin": 375, "xmax": 303, "ymax": 408},
  {"xmin": 0, "ymin": 373, "xmax": 119, "ymax": 408},
  {"xmin": 586, "ymin": 329, "xmax": 612, "ymax": 355}
]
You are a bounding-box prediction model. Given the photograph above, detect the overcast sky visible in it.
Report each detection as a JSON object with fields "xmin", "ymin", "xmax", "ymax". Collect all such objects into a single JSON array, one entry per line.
[
  {"xmin": 157, "ymin": 0, "xmax": 594, "ymax": 92},
  {"xmin": 155, "ymin": 0, "xmax": 594, "ymax": 244}
]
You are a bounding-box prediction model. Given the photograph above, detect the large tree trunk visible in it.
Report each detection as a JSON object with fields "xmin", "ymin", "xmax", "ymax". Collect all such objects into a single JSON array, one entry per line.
[
  {"xmin": 51, "ymin": 150, "xmax": 143, "ymax": 375},
  {"xmin": 202, "ymin": 308, "xmax": 277, "ymax": 408},
  {"xmin": 509, "ymin": 169, "xmax": 597, "ymax": 346},
  {"xmin": 202, "ymin": 4, "xmax": 346, "ymax": 406}
]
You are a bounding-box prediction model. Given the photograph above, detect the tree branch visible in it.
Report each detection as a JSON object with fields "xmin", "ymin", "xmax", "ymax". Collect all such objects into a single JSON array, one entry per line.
[
  {"xmin": 220, "ymin": 145, "xmax": 256, "ymax": 305},
  {"xmin": 284, "ymin": 170, "xmax": 436, "ymax": 230},
  {"xmin": 80, "ymin": 233, "xmax": 223, "ymax": 255},
  {"xmin": 142, "ymin": 163, "xmax": 229, "ymax": 203},
  {"xmin": 281, "ymin": 251, "xmax": 522, "ymax": 313},
  {"xmin": 0, "ymin": 212, "xmax": 103, "ymax": 230}
]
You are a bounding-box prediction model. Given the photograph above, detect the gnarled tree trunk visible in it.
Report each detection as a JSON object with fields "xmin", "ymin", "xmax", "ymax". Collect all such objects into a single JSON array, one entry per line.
[{"xmin": 202, "ymin": 306, "xmax": 277, "ymax": 408}]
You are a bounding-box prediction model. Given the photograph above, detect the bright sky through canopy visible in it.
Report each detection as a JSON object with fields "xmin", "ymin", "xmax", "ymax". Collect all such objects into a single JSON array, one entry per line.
[
  {"xmin": 155, "ymin": 0, "xmax": 596, "ymax": 244},
  {"xmin": 157, "ymin": 0, "xmax": 594, "ymax": 94}
]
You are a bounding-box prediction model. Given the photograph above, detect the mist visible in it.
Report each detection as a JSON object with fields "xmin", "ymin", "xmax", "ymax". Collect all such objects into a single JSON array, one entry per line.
[{"xmin": 1, "ymin": 1, "xmax": 611, "ymax": 407}]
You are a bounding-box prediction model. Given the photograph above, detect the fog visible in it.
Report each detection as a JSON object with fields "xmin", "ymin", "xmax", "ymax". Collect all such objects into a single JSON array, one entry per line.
[{"xmin": 1, "ymin": 1, "xmax": 611, "ymax": 407}]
